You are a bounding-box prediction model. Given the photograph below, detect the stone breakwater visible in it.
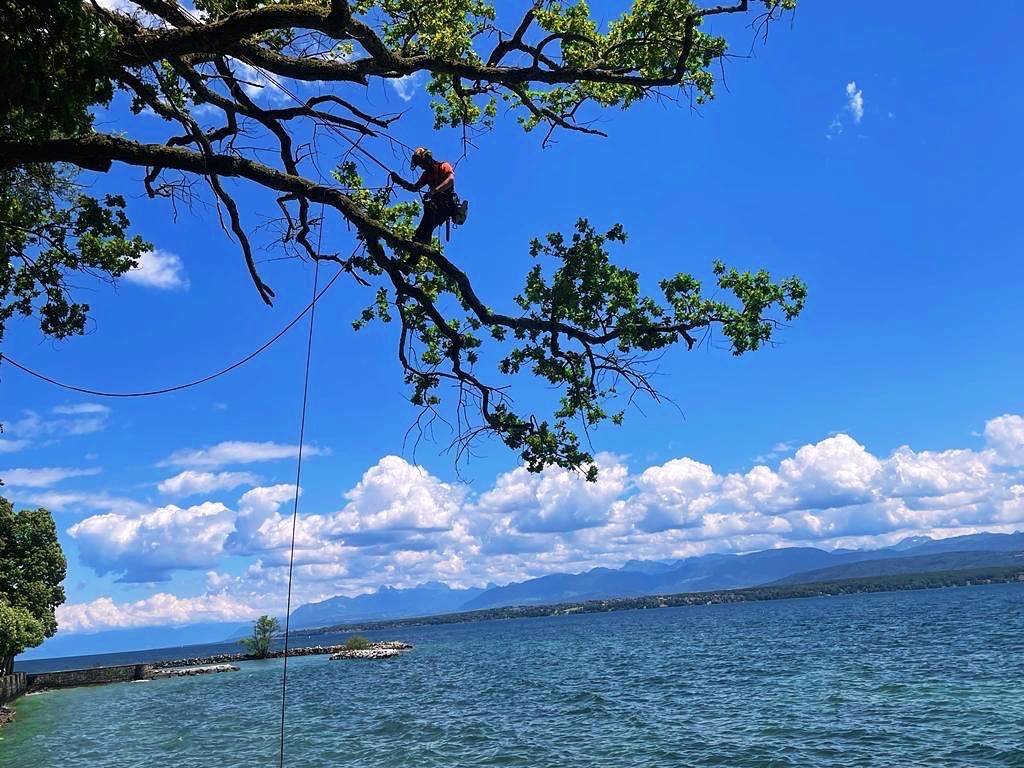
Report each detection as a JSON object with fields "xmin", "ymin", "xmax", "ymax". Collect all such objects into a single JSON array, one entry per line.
[
  {"xmin": 150, "ymin": 644, "xmax": 351, "ymax": 668},
  {"xmin": 330, "ymin": 642, "xmax": 413, "ymax": 660},
  {"xmin": 149, "ymin": 664, "xmax": 239, "ymax": 679},
  {"xmin": 151, "ymin": 641, "xmax": 412, "ymax": 668}
]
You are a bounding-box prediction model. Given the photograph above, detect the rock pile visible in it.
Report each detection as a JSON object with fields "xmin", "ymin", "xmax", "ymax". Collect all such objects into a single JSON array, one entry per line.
[
  {"xmin": 0, "ymin": 705, "xmax": 14, "ymax": 727},
  {"xmin": 149, "ymin": 641, "xmax": 414, "ymax": 669},
  {"xmin": 149, "ymin": 664, "xmax": 238, "ymax": 679},
  {"xmin": 329, "ymin": 641, "xmax": 413, "ymax": 660},
  {"xmin": 151, "ymin": 644, "xmax": 357, "ymax": 669}
]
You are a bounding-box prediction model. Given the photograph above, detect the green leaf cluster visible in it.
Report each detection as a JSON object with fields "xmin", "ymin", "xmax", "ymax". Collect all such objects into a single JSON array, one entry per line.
[
  {"xmin": 0, "ymin": 0, "xmax": 116, "ymax": 142},
  {"xmin": 361, "ymin": 218, "xmax": 804, "ymax": 475},
  {"xmin": 0, "ymin": 601, "xmax": 43, "ymax": 673},
  {"xmin": 1, "ymin": 163, "xmax": 150, "ymax": 342}
]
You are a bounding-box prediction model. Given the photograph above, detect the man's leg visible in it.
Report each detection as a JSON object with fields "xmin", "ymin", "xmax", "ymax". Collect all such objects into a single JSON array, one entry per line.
[{"xmin": 413, "ymin": 205, "xmax": 437, "ymax": 244}]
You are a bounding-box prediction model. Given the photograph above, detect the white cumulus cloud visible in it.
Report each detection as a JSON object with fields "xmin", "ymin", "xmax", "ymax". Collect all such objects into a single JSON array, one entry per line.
[
  {"xmin": 330, "ymin": 456, "xmax": 465, "ymax": 542},
  {"xmin": 124, "ymin": 249, "xmax": 189, "ymax": 290},
  {"xmin": 985, "ymin": 414, "xmax": 1024, "ymax": 465},
  {"xmin": 69, "ymin": 501, "xmax": 235, "ymax": 582},
  {"xmin": 57, "ymin": 591, "xmax": 273, "ymax": 634},
  {"xmin": 57, "ymin": 413, "xmax": 1024, "ymax": 632},
  {"xmin": 158, "ymin": 470, "xmax": 260, "ymax": 497},
  {"xmin": 471, "ymin": 454, "xmax": 627, "ymax": 535}
]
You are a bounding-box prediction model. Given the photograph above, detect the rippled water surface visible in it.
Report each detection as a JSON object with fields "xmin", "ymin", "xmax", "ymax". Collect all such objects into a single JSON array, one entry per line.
[{"xmin": 4, "ymin": 584, "xmax": 1024, "ymax": 767}]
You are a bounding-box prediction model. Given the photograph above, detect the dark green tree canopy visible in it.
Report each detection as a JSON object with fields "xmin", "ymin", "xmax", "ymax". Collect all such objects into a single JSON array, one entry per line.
[
  {"xmin": 241, "ymin": 614, "xmax": 281, "ymax": 658},
  {"xmin": 0, "ymin": 498, "xmax": 67, "ymax": 674},
  {"xmin": 0, "ymin": 0, "xmax": 804, "ymax": 474}
]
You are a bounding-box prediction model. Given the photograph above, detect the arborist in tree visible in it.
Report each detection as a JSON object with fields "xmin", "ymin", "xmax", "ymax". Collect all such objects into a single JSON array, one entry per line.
[{"xmin": 390, "ymin": 147, "xmax": 468, "ymax": 245}]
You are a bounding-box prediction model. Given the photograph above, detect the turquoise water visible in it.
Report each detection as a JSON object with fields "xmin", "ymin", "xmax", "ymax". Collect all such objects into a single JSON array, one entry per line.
[{"xmin": 4, "ymin": 584, "xmax": 1024, "ymax": 767}]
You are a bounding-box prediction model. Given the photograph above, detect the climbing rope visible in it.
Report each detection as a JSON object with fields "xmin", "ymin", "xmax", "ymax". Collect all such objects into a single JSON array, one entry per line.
[
  {"xmin": 0, "ymin": 266, "xmax": 344, "ymax": 398},
  {"xmin": 277, "ymin": 205, "xmax": 325, "ymax": 768}
]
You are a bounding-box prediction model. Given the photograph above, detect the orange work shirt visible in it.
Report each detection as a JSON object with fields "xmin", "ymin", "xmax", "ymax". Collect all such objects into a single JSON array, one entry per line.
[{"xmin": 416, "ymin": 160, "xmax": 454, "ymax": 191}]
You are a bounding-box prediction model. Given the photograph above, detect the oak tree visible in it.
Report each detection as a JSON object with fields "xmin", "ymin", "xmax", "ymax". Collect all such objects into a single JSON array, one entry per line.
[{"xmin": 0, "ymin": 0, "xmax": 805, "ymax": 475}]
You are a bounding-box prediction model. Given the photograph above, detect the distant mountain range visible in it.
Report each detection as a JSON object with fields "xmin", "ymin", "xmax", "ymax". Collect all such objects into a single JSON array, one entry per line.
[
  {"xmin": 288, "ymin": 531, "xmax": 1024, "ymax": 630},
  {"xmin": 288, "ymin": 581, "xmax": 487, "ymax": 629},
  {"xmin": 22, "ymin": 531, "xmax": 1024, "ymax": 662}
]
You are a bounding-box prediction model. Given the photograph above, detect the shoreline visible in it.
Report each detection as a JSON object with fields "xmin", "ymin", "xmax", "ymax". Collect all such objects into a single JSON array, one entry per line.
[
  {"xmin": 291, "ymin": 564, "xmax": 1024, "ymax": 638},
  {"xmin": 21, "ymin": 641, "xmax": 413, "ymax": 696}
]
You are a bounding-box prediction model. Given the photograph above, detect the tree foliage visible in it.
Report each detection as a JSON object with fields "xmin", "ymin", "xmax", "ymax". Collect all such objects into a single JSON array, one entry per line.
[
  {"xmin": 241, "ymin": 614, "xmax": 281, "ymax": 658},
  {"xmin": 0, "ymin": 0, "xmax": 150, "ymax": 342},
  {"xmin": 0, "ymin": 0, "xmax": 804, "ymax": 475},
  {"xmin": 0, "ymin": 498, "xmax": 67, "ymax": 674},
  {"xmin": 0, "ymin": 601, "xmax": 44, "ymax": 675}
]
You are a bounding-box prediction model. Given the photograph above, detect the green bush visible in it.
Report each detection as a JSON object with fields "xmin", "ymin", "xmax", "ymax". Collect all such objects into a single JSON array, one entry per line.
[{"xmin": 343, "ymin": 634, "xmax": 372, "ymax": 651}]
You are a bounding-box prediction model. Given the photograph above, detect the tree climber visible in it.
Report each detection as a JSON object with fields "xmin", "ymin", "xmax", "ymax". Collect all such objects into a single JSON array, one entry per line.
[{"xmin": 390, "ymin": 147, "xmax": 468, "ymax": 244}]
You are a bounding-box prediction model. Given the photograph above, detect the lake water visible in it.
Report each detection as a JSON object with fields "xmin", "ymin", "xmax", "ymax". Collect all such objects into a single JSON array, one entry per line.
[{"xmin": 3, "ymin": 584, "xmax": 1024, "ymax": 767}]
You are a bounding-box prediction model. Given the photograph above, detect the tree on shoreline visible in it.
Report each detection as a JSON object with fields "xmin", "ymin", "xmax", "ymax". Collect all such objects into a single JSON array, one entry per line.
[
  {"xmin": 0, "ymin": 498, "xmax": 67, "ymax": 675},
  {"xmin": 241, "ymin": 615, "xmax": 281, "ymax": 659},
  {"xmin": 0, "ymin": 0, "xmax": 804, "ymax": 476}
]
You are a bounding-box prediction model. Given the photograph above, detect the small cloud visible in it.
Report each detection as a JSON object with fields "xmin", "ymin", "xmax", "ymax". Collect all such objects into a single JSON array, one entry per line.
[
  {"xmin": 5, "ymin": 406, "xmax": 110, "ymax": 440},
  {"xmin": 827, "ymin": 81, "xmax": 865, "ymax": 139},
  {"xmin": 124, "ymin": 249, "xmax": 189, "ymax": 290},
  {"xmin": 390, "ymin": 73, "xmax": 424, "ymax": 102},
  {"xmin": 0, "ymin": 439, "xmax": 29, "ymax": 454},
  {"xmin": 158, "ymin": 470, "xmax": 260, "ymax": 497},
  {"xmin": 9, "ymin": 490, "xmax": 146, "ymax": 515},
  {"xmin": 846, "ymin": 81, "xmax": 864, "ymax": 123},
  {"xmin": 53, "ymin": 403, "xmax": 111, "ymax": 416},
  {"xmin": 754, "ymin": 441, "xmax": 797, "ymax": 465},
  {"xmin": 0, "ymin": 466, "xmax": 102, "ymax": 488},
  {"xmin": 159, "ymin": 440, "xmax": 328, "ymax": 469}
]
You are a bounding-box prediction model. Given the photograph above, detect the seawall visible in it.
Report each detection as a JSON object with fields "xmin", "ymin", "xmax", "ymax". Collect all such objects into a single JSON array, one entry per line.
[
  {"xmin": 27, "ymin": 663, "xmax": 151, "ymax": 692},
  {"xmin": 19, "ymin": 642, "xmax": 410, "ymax": 693},
  {"xmin": 0, "ymin": 673, "xmax": 27, "ymax": 704}
]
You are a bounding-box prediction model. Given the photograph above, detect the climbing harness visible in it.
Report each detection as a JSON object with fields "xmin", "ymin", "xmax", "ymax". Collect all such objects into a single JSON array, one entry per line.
[{"xmin": 422, "ymin": 187, "xmax": 470, "ymax": 243}]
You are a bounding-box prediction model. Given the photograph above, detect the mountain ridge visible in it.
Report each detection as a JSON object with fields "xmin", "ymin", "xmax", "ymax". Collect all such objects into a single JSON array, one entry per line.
[{"xmin": 288, "ymin": 531, "xmax": 1024, "ymax": 629}]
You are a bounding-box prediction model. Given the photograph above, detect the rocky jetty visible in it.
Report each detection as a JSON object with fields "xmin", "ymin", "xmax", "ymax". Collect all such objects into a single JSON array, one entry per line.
[
  {"xmin": 329, "ymin": 641, "xmax": 413, "ymax": 660},
  {"xmin": 151, "ymin": 643, "xmax": 356, "ymax": 669},
  {"xmin": 149, "ymin": 664, "xmax": 238, "ymax": 679}
]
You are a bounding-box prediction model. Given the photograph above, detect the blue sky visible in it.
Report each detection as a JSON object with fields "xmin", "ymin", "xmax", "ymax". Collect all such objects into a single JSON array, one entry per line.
[{"xmin": 3, "ymin": 1, "xmax": 1024, "ymax": 644}]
